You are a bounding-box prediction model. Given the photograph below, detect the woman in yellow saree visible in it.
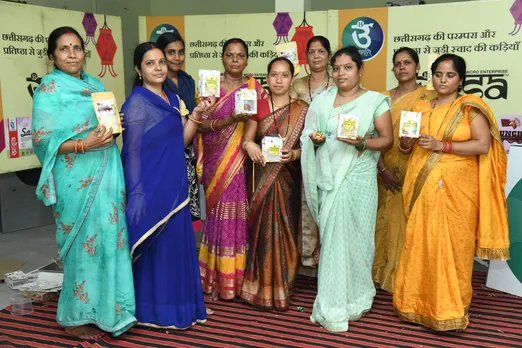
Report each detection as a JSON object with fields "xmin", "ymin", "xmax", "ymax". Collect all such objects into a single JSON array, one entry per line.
[
  {"xmin": 393, "ymin": 54, "xmax": 510, "ymax": 331},
  {"xmin": 373, "ymin": 47, "xmax": 434, "ymax": 292}
]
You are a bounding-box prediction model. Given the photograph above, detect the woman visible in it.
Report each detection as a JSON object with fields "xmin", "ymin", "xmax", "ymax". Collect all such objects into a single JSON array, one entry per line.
[
  {"xmin": 291, "ymin": 36, "xmax": 333, "ymax": 273},
  {"xmin": 197, "ymin": 38, "xmax": 268, "ymax": 300},
  {"xmin": 32, "ymin": 26, "xmax": 136, "ymax": 340},
  {"xmin": 121, "ymin": 42, "xmax": 215, "ymax": 329},
  {"xmin": 372, "ymin": 47, "xmax": 435, "ymax": 293},
  {"xmin": 156, "ymin": 32, "xmax": 201, "ymax": 227},
  {"xmin": 240, "ymin": 57, "xmax": 308, "ymax": 310},
  {"xmin": 301, "ymin": 46, "xmax": 393, "ymax": 332},
  {"xmin": 393, "ymin": 54, "xmax": 510, "ymax": 331}
]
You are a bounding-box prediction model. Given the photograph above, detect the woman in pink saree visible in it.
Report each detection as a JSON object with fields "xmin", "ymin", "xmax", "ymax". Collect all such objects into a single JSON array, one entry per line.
[{"xmin": 197, "ymin": 38, "xmax": 268, "ymax": 300}]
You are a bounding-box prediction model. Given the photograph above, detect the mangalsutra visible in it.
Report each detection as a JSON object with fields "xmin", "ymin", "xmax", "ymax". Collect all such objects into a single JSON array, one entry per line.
[
  {"xmin": 428, "ymin": 98, "xmax": 455, "ymax": 137},
  {"xmin": 308, "ymin": 73, "xmax": 330, "ymax": 102}
]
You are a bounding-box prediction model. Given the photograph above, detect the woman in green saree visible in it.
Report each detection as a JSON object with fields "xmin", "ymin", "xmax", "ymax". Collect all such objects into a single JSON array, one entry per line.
[
  {"xmin": 301, "ymin": 46, "xmax": 393, "ymax": 332},
  {"xmin": 32, "ymin": 27, "xmax": 136, "ymax": 340}
]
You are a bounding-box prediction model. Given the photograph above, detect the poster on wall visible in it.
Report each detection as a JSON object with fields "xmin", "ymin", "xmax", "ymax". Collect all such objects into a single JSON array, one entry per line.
[
  {"xmin": 0, "ymin": 2, "xmax": 125, "ymax": 174},
  {"xmin": 6, "ymin": 117, "xmax": 33, "ymax": 159}
]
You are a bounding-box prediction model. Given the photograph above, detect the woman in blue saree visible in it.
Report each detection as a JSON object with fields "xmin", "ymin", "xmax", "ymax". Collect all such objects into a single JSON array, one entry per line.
[
  {"xmin": 122, "ymin": 42, "xmax": 215, "ymax": 329},
  {"xmin": 32, "ymin": 27, "xmax": 136, "ymax": 340},
  {"xmin": 156, "ymin": 32, "xmax": 201, "ymax": 224}
]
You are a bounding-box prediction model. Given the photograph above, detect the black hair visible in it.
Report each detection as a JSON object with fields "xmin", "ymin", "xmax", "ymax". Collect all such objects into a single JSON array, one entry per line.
[
  {"xmin": 133, "ymin": 42, "xmax": 162, "ymax": 86},
  {"xmin": 431, "ymin": 53, "xmax": 467, "ymax": 87},
  {"xmin": 156, "ymin": 32, "xmax": 185, "ymax": 51},
  {"xmin": 267, "ymin": 56, "xmax": 295, "ymax": 76},
  {"xmin": 306, "ymin": 35, "xmax": 332, "ymax": 55},
  {"xmin": 330, "ymin": 46, "xmax": 363, "ymax": 70},
  {"xmin": 221, "ymin": 38, "xmax": 248, "ymax": 58},
  {"xmin": 392, "ymin": 47, "xmax": 419, "ymax": 65},
  {"xmin": 47, "ymin": 26, "xmax": 85, "ymax": 65}
]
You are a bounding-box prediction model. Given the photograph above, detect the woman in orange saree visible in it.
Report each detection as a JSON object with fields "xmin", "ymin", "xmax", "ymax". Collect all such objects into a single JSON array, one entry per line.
[
  {"xmin": 373, "ymin": 47, "xmax": 435, "ymax": 293},
  {"xmin": 393, "ymin": 54, "xmax": 510, "ymax": 331},
  {"xmin": 197, "ymin": 38, "xmax": 268, "ymax": 300},
  {"xmin": 240, "ymin": 57, "xmax": 308, "ymax": 310}
]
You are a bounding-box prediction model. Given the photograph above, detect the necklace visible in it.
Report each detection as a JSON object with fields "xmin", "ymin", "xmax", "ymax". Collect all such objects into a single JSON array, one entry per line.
[
  {"xmin": 269, "ymin": 95, "xmax": 292, "ymax": 141},
  {"xmin": 308, "ymin": 72, "xmax": 330, "ymax": 102},
  {"xmin": 392, "ymin": 82, "xmax": 420, "ymax": 101},
  {"xmin": 161, "ymin": 91, "xmax": 170, "ymax": 105},
  {"xmin": 223, "ymin": 74, "xmax": 245, "ymax": 89},
  {"xmin": 428, "ymin": 98, "xmax": 455, "ymax": 137}
]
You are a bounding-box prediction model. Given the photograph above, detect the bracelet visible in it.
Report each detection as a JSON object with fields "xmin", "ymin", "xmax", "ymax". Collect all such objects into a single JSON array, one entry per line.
[
  {"xmin": 75, "ymin": 140, "xmax": 79, "ymax": 153},
  {"xmin": 79, "ymin": 139, "xmax": 85, "ymax": 153},
  {"xmin": 440, "ymin": 140, "xmax": 454, "ymax": 154},
  {"xmin": 378, "ymin": 167, "xmax": 388, "ymax": 175},
  {"xmin": 210, "ymin": 119, "xmax": 218, "ymax": 131},
  {"xmin": 398, "ymin": 142, "xmax": 412, "ymax": 153},
  {"xmin": 188, "ymin": 114, "xmax": 202, "ymax": 124},
  {"xmin": 242, "ymin": 140, "xmax": 252, "ymax": 152},
  {"xmin": 355, "ymin": 138, "xmax": 367, "ymax": 151}
]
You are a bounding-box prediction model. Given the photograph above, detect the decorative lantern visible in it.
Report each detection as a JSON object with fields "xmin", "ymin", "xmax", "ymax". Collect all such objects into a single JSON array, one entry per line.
[
  {"xmin": 509, "ymin": 0, "xmax": 522, "ymax": 35},
  {"xmin": 96, "ymin": 16, "xmax": 118, "ymax": 78},
  {"xmin": 291, "ymin": 12, "xmax": 315, "ymax": 67},
  {"xmin": 82, "ymin": 12, "xmax": 98, "ymax": 45},
  {"xmin": 273, "ymin": 12, "xmax": 293, "ymax": 45}
]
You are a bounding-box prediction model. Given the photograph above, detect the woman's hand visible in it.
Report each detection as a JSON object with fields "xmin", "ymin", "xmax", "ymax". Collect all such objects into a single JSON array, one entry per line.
[
  {"xmin": 380, "ymin": 169, "xmax": 402, "ymax": 193},
  {"xmin": 84, "ymin": 124, "xmax": 114, "ymax": 150},
  {"xmin": 231, "ymin": 110, "xmax": 253, "ymax": 122},
  {"xmin": 399, "ymin": 136, "xmax": 416, "ymax": 149},
  {"xmin": 309, "ymin": 132, "xmax": 326, "ymax": 145},
  {"xmin": 337, "ymin": 135, "xmax": 364, "ymax": 147},
  {"xmin": 244, "ymin": 141, "xmax": 265, "ymax": 166},
  {"xmin": 279, "ymin": 149, "xmax": 297, "ymax": 163},
  {"xmin": 126, "ymin": 194, "xmax": 146, "ymax": 226},
  {"xmin": 418, "ymin": 134, "xmax": 442, "ymax": 152},
  {"xmin": 193, "ymin": 96, "xmax": 216, "ymax": 116}
]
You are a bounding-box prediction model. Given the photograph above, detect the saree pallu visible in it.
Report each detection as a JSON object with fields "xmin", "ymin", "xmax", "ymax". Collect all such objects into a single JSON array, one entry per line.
[
  {"xmin": 122, "ymin": 87, "xmax": 206, "ymax": 329},
  {"xmin": 163, "ymin": 71, "xmax": 201, "ymax": 221},
  {"xmin": 240, "ymin": 100, "xmax": 308, "ymax": 310},
  {"xmin": 198, "ymin": 77, "xmax": 267, "ymax": 299},
  {"xmin": 373, "ymin": 86, "xmax": 434, "ymax": 293},
  {"xmin": 301, "ymin": 88, "xmax": 391, "ymax": 332},
  {"xmin": 290, "ymin": 77, "xmax": 334, "ymax": 273},
  {"xmin": 393, "ymin": 94, "xmax": 509, "ymax": 331},
  {"xmin": 32, "ymin": 69, "xmax": 136, "ymax": 336}
]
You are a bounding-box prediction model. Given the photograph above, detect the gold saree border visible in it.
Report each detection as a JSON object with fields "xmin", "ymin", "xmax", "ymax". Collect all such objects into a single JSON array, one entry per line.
[
  {"xmin": 476, "ymin": 246, "xmax": 510, "ymax": 260},
  {"xmin": 137, "ymin": 318, "xmax": 207, "ymax": 330},
  {"xmin": 130, "ymin": 196, "xmax": 190, "ymax": 259},
  {"xmin": 394, "ymin": 306, "xmax": 469, "ymax": 331}
]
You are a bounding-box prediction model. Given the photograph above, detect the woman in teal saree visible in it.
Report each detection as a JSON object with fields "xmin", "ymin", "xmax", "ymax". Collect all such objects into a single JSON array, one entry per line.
[
  {"xmin": 31, "ymin": 27, "xmax": 136, "ymax": 340},
  {"xmin": 301, "ymin": 46, "xmax": 393, "ymax": 332}
]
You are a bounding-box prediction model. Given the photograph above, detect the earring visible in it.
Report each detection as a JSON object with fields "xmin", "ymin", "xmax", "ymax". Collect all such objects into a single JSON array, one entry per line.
[{"xmin": 139, "ymin": 75, "xmax": 142, "ymax": 80}]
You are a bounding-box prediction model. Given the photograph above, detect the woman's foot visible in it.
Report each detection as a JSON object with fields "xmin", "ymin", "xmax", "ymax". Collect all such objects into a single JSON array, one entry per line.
[
  {"xmin": 65, "ymin": 325, "xmax": 105, "ymax": 340},
  {"xmin": 204, "ymin": 292, "xmax": 219, "ymax": 301},
  {"xmin": 206, "ymin": 308, "xmax": 214, "ymax": 315}
]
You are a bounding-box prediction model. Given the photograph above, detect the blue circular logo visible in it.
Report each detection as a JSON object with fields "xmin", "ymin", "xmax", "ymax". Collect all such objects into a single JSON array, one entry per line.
[
  {"xmin": 342, "ymin": 17, "xmax": 384, "ymax": 61},
  {"xmin": 149, "ymin": 24, "xmax": 180, "ymax": 42}
]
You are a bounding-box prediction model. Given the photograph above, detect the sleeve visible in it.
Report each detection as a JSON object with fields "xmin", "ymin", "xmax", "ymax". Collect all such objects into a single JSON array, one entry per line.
[
  {"xmin": 121, "ymin": 95, "xmax": 147, "ymax": 198},
  {"xmin": 374, "ymin": 95, "xmax": 391, "ymax": 119}
]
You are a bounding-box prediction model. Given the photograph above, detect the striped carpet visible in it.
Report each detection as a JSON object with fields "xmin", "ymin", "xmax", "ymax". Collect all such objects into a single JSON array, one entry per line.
[{"xmin": 0, "ymin": 272, "xmax": 521, "ymax": 347}]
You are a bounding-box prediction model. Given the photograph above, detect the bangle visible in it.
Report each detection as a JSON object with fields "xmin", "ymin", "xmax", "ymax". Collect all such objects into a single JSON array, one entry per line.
[
  {"xmin": 79, "ymin": 139, "xmax": 85, "ymax": 153},
  {"xmin": 440, "ymin": 140, "xmax": 453, "ymax": 154},
  {"xmin": 188, "ymin": 114, "xmax": 202, "ymax": 124},
  {"xmin": 398, "ymin": 142, "xmax": 412, "ymax": 153},
  {"xmin": 242, "ymin": 140, "xmax": 251, "ymax": 152},
  {"xmin": 378, "ymin": 167, "xmax": 388, "ymax": 175},
  {"xmin": 74, "ymin": 140, "xmax": 79, "ymax": 153},
  {"xmin": 355, "ymin": 138, "xmax": 367, "ymax": 151},
  {"xmin": 210, "ymin": 119, "xmax": 218, "ymax": 131}
]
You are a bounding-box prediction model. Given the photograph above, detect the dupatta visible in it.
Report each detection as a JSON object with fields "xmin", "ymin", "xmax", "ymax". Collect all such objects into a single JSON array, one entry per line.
[{"xmin": 121, "ymin": 86, "xmax": 189, "ymax": 259}]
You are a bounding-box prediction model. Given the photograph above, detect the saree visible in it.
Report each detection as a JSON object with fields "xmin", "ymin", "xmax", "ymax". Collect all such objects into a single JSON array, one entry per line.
[
  {"xmin": 393, "ymin": 94, "xmax": 510, "ymax": 331},
  {"xmin": 240, "ymin": 99, "xmax": 308, "ymax": 310},
  {"xmin": 290, "ymin": 76, "xmax": 334, "ymax": 275},
  {"xmin": 198, "ymin": 77, "xmax": 268, "ymax": 299},
  {"xmin": 121, "ymin": 86, "xmax": 206, "ymax": 329},
  {"xmin": 372, "ymin": 86, "xmax": 434, "ymax": 293},
  {"xmin": 32, "ymin": 69, "xmax": 136, "ymax": 336},
  {"xmin": 163, "ymin": 70, "xmax": 201, "ymax": 221},
  {"xmin": 301, "ymin": 87, "xmax": 391, "ymax": 332}
]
